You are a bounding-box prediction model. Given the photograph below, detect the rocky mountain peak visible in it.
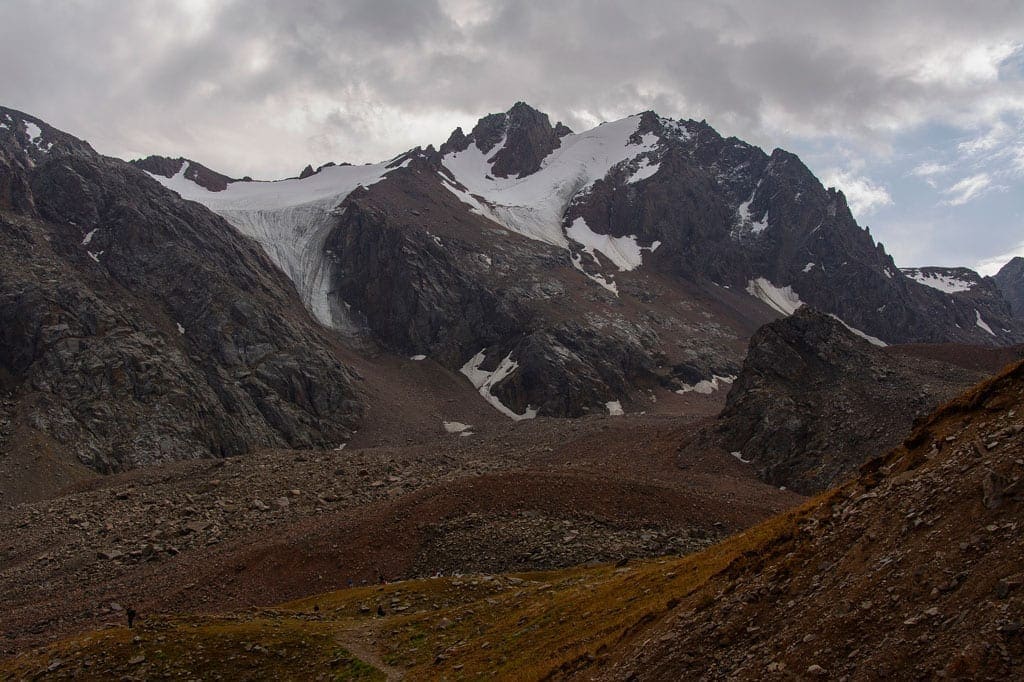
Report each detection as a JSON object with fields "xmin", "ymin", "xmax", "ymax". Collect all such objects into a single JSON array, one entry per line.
[
  {"xmin": 441, "ymin": 102, "xmax": 572, "ymax": 179},
  {"xmin": 440, "ymin": 126, "xmax": 470, "ymax": 154}
]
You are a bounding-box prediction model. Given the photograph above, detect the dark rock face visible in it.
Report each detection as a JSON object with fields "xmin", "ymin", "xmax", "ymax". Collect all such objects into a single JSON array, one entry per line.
[
  {"xmin": 565, "ymin": 114, "xmax": 1023, "ymax": 345},
  {"xmin": 131, "ymin": 155, "xmax": 235, "ymax": 191},
  {"xmin": 994, "ymin": 257, "xmax": 1024, "ymax": 317},
  {"xmin": 691, "ymin": 307, "xmax": 984, "ymax": 494},
  {"xmin": 299, "ymin": 164, "xmax": 315, "ymax": 179},
  {"xmin": 0, "ymin": 107, "xmax": 361, "ymax": 476},
  {"xmin": 486, "ymin": 102, "xmax": 567, "ymax": 178},
  {"xmin": 900, "ymin": 266, "xmax": 1014, "ymax": 334}
]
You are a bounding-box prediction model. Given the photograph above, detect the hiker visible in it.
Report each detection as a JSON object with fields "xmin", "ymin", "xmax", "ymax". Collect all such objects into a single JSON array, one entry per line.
[
  {"xmin": 126, "ymin": 607, "xmax": 137, "ymax": 629},
  {"xmin": 376, "ymin": 604, "xmax": 385, "ymax": 617}
]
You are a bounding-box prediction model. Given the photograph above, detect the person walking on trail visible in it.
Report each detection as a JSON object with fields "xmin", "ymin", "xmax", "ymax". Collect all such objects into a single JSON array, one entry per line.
[{"xmin": 126, "ymin": 607, "xmax": 137, "ymax": 629}]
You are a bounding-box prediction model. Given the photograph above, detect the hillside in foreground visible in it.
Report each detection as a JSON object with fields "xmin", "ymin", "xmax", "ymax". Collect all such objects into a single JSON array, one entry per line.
[{"xmin": 5, "ymin": 359, "xmax": 1023, "ymax": 680}]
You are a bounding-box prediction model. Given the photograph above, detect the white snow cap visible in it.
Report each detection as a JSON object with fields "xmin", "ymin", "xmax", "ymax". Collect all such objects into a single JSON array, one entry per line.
[{"xmin": 440, "ymin": 115, "xmax": 663, "ymax": 291}]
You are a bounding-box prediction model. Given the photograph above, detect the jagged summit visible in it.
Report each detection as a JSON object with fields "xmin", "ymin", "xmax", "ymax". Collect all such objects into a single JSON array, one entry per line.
[{"xmin": 439, "ymin": 101, "xmax": 572, "ymax": 179}]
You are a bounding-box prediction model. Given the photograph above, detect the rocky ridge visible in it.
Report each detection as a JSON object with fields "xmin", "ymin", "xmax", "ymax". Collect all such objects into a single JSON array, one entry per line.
[{"xmin": 0, "ymin": 107, "xmax": 362, "ymax": 492}]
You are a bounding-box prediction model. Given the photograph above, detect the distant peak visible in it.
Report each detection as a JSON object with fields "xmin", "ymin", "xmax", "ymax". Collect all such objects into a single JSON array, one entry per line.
[{"xmin": 131, "ymin": 155, "xmax": 235, "ymax": 192}]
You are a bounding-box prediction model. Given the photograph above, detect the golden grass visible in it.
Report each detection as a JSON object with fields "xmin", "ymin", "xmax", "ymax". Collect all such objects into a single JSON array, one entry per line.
[
  {"xmin": 0, "ymin": 616, "xmax": 384, "ymax": 681},
  {"xmin": 0, "ymin": 495, "xmax": 828, "ymax": 681}
]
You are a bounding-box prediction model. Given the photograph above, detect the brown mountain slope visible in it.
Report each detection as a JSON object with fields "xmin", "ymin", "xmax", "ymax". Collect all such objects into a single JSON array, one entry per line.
[
  {"xmin": 600, "ymin": 359, "xmax": 1024, "ymax": 680},
  {"xmin": 5, "ymin": 362, "xmax": 1022, "ymax": 680}
]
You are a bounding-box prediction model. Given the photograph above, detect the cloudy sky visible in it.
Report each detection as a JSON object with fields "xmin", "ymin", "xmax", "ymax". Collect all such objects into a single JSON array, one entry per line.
[{"xmin": 2, "ymin": 0, "xmax": 1022, "ymax": 272}]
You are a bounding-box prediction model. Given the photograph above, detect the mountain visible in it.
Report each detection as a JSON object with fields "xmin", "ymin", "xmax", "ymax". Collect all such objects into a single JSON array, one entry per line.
[
  {"xmin": 133, "ymin": 102, "xmax": 1022, "ymax": 422},
  {"xmin": 994, "ymin": 256, "xmax": 1024, "ymax": 317},
  {"xmin": 4, "ymin": 101, "xmax": 1024, "ymax": 680},
  {"xmin": 0, "ymin": 107, "xmax": 362, "ymax": 499},
  {"xmin": 687, "ymin": 307, "xmax": 1008, "ymax": 494}
]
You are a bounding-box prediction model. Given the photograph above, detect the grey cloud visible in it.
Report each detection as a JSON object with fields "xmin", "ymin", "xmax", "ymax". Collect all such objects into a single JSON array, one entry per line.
[{"xmin": 1, "ymin": 1, "xmax": 1022, "ymax": 180}]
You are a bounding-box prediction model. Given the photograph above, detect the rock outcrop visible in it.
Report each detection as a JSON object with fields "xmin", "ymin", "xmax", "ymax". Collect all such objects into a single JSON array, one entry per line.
[
  {"xmin": 690, "ymin": 307, "xmax": 988, "ymax": 494},
  {"xmin": 440, "ymin": 101, "xmax": 571, "ymax": 178}
]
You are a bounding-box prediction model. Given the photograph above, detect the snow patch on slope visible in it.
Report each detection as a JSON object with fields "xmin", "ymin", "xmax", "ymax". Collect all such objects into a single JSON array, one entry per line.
[
  {"xmin": 460, "ymin": 350, "xmax": 538, "ymax": 421},
  {"xmin": 571, "ymin": 252, "xmax": 619, "ymax": 295},
  {"xmin": 828, "ymin": 315, "xmax": 888, "ymax": 347},
  {"xmin": 19, "ymin": 120, "xmax": 52, "ymax": 153},
  {"xmin": 746, "ymin": 278, "xmax": 804, "ymax": 316},
  {"xmin": 567, "ymin": 217, "xmax": 645, "ymax": 272},
  {"xmin": 736, "ymin": 187, "xmax": 768, "ymax": 234},
  {"xmin": 902, "ymin": 268, "xmax": 976, "ymax": 293},
  {"xmin": 627, "ymin": 157, "xmax": 660, "ymax": 184},
  {"xmin": 676, "ymin": 375, "xmax": 735, "ymax": 395},
  {"xmin": 605, "ymin": 400, "xmax": 624, "ymax": 416}
]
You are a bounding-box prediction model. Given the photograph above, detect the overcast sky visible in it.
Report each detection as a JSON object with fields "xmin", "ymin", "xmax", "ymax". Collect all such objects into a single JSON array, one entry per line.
[{"xmin": 1, "ymin": 0, "xmax": 1022, "ymax": 272}]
